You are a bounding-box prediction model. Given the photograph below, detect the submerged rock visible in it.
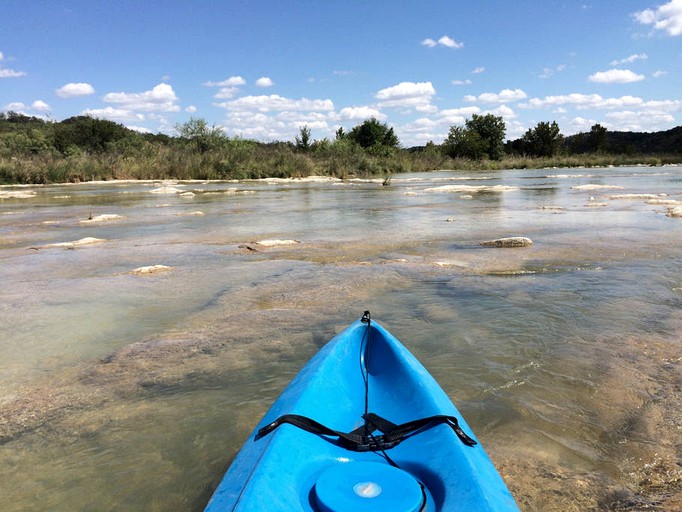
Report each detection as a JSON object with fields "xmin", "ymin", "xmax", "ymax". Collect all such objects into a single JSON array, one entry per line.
[
  {"xmin": 480, "ymin": 237, "xmax": 534, "ymax": 248},
  {"xmin": 255, "ymin": 239, "xmax": 301, "ymax": 247},
  {"xmin": 666, "ymin": 206, "xmax": 682, "ymax": 218},
  {"xmin": 130, "ymin": 265, "xmax": 173, "ymax": 275},
  {"xmin": 80, "ymin": 214, "xmax": 124, "ymax": 223},
  {"xmin": 46, "ymin": 237, "xmax": 107, "ymax": 248}
]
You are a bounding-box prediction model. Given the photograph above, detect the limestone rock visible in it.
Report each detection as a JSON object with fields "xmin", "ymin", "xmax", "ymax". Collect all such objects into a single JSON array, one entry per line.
[{"xmin": 480, "ymin": 237, "xmax": 533, "ymax": 248}]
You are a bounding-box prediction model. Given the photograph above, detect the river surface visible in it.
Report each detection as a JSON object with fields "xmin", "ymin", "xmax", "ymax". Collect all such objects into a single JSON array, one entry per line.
[{"xmin": 1, "ymin": 167, "xmax": 681, "ymax": 511}]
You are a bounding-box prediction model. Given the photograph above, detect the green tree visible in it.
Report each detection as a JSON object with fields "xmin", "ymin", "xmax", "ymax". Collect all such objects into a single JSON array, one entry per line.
[
  {"xmin": 587, "ymin": 123, "xmax": 608, "ymax": 153},
  {"xmin": 443, "ymin": 114, "xmax": 506, "ymax": 160},
  {"xmin": 347, "ymin": 118, "xmax": 400, "ymax": 150},
  {"xmin": 53, "ymin": 116, "xmax": 135, "ymax": 154},
  {"xmin": 295, "ymin": 125, "xmax": 312, "ymax": 151},
  {"xmin": 521, "ymin": 121, "xmax": 563, "ymax": 157},
  {"xmin": 175, "ymin": 117, "xmax": 227, "ymax": 153},
  {"xmin": 443, "ymin": 125, "xmax": 486, "ymax": 159}
]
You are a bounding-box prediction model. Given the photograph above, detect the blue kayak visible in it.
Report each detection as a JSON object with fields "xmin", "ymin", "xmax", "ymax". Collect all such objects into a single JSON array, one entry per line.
[{"xmin": 205, "ymin": 312, "xmax": 519, "ymax": 511}]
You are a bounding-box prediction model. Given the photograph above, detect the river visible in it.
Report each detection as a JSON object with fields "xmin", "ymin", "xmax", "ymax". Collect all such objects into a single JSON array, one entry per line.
[{"xmin": 1, "ymin": 167, "xmax": 681, "ymax": 510}]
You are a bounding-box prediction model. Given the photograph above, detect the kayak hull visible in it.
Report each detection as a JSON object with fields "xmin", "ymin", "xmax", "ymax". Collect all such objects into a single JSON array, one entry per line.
[{"xmin": 205, "ymin": 317, "xmax": 518, "ymax": 511}]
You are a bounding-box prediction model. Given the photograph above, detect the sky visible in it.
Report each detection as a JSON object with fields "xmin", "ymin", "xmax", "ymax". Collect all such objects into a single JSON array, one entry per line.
[{"xmin": 1, "ymin": 0, "xmax": 681, "ymax": 146}]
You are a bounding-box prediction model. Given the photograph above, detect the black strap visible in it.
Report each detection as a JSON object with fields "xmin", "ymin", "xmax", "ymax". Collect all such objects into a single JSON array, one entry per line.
[{"xmin": 255, "ymin": 412, "xmax": 477, "ymax": 451}]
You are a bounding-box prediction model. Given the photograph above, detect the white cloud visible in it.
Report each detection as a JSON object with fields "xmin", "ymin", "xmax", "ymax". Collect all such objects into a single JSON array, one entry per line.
[
  {"xmin": 471, "ymin": 67, "xmax": 485, "ymax": 74},
  {"xmin": 464, "ymin": 88, "xmax": 527, "ymax": 104},
  {"xmin": 56, "ymin": 82, "xmax": 95, "ymax": 98},
  {"xmin": 422, "ymin": 35, "xmax": 463, "ymax": 48},
  {"xmin": 438, "ymin": 35, "xmax": 464, "ymax": 48},
  {"xmin": 521, "ymin": 93, "xmax": 647, "ymax": 110},
  {"xmin": 0, "ymin": 51, "xmax": 27, "ymax": 78},
  {"xmin": 4, "ymin": 102, "xmax": 26, "ymax": 111},
  {"xmin": 215, "ymin": 94, "xmax": 334, "ymax": 112},
  {"xmin": 652, "ymin": 70, "xmax": 668, "ymax": 77},
  {"xmin": 539, "ymin": 64, "xmax": 567, "ymax": 79},
  {"xmin": 0, "ymin": 68, "xmax": 26, "ymax": 78},
  {"xmin": 588, "ymin": 68, "xmax": 645, "ymax": 83},
  {"xmin": 610, "ymin": 53, "xmax": 648, "ymax": 66},
  {"xmin": 203, "ymin": 76, "xmax": 246, "ymax": 87},
  {"xmin": 103, "ymin": 83, "xmax": 180, "ymax": 112},
  {"xmin": 31, "ymin": 100, "xmax": 51, "ymax": 112},
  {"xmin": 255, "ymin": 77, "xmax": 274, "ymax": 87},
  {"xmin": 439, "ymin": 106, "xmax": 481, "ymax": 124},
  {"xmin": 375, "ymin": 81, "xmax": 436, "ymax": 109},
  {"xmin": 488, "ymin": 104, "xmax": 517, "ymax": 119},
  {"xmin": 634, "ymin": 0, "xmax": 682, "ymax": 36},
  {"xmin": 337, "ymin": 106, "xmax": 386, "ymax": 121},
  {"xmin": 214, "ymin": 87, "xmax": 240, "ymax": 99},
  {"xmin": 81, "ymin": 106, "xmax": 145, "ymax": 122},
  {"xmin": 126, "ymin": 125, "xmax": 152, "ymax": 134},
  {"xmin": 452, "ymin": 79, "xmax": 472, "ymax": 85},
  {"xmin": 185, "ymin": 105, "xmax": 197, "ymax": 113}
]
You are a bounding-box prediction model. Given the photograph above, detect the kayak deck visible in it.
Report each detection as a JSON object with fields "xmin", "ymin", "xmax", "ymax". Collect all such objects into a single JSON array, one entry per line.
[{"xmin": 205, "ymin": 314, "xmax": 518, "ymax": 511}]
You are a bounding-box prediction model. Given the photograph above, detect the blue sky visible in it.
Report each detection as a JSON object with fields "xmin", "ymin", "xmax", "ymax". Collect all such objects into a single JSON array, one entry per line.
[{"xmin": 1, "ymin": 0, "xmax": 681, "ymax": 146}]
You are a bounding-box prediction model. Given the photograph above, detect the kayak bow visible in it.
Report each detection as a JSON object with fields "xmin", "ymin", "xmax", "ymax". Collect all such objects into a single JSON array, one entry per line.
[{"xmin": 205, "ymin": 312, "xmax": 518, "ymax": 511}]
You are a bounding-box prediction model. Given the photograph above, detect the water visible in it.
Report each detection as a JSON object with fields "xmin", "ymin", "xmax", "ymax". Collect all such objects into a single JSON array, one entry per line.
[{"xmin": 1, "ymin": 168, "xmax": 681, "ymax": 510}]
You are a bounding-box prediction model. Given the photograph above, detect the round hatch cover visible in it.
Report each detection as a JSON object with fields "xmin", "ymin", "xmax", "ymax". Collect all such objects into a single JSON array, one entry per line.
[{"xmin": 314, "ymin": 461, "xmax": 423, "ymax": 512}]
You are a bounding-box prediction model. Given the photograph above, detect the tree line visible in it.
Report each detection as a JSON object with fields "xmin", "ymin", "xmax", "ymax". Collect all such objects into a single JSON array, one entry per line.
[{"xmin": 0, "ymin": 110, "xmax": 680, "ymax": 184}]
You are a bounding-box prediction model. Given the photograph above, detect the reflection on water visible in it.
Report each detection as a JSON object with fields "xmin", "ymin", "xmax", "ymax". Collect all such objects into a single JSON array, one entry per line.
[{"xmin": 1, "ymin": 168, "xmax": 681, "ymax": 510}]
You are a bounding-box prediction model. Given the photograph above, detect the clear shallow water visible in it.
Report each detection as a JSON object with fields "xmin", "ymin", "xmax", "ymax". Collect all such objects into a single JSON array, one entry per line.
[{"xmin": 1, "ymin": 168, "xmax": 681, "ymax": 510}]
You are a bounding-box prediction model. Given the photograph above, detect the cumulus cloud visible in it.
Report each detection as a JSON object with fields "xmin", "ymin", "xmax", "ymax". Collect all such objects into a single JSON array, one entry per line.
[
  {"xmin": 375, "ymin": 81, "xmax": 436, "ymax": 108},
  {"xmin": 588, "ymin": 68, "xmax": 645, "ymax": 83},
  {"xmin": 521, "ymin": 93, "xmax": 649, "ymax": 109},
  {"xmin": 81, "ymin": 106, "xmax": 145, "ymax": 121},
  {"xmin": 4, "ymin": 102, "xmax": 27, "ymax": 111},
  {"xmin": 215, "ymin": 94, "xmax": 334, "ymax": 112},
  {"xmin": 634, "ymin": 0, "xmax": 682, "ymax": 36},
  {"xmin": 464, "ymin": 88, "xmax": 527, "ymax": 104},
  {"xmin": 0, "ymin": 51, "xmax": 27, "ymax": 78},
  {"xmin": 610, "ymin": 53, "xmax": 648, "ymax": 66},
  {"xmin": 421, "ymin": 35, "xmax": 463, "ymax": 48},
  {"xmin": 185, "ymin": 105, "xmax": 197, "ymax": 113},
  {"xmin": 203, "ymin": 76, "xmax": 246, "ymax": 87},
  {"xmin": 471, "ymin": 66, "xmax": 485, "ymax": 74},
  {"xmin": 439, "ymin": 106, "xmax": 481, "ymax": 124},
  {"xmin": 255, "ymin": 77, "xmax": 274, "ymax": 87},
  {"xmin": 0, "ymin": 68, "xmax": 26, "ymax": 78},
  {"xmin": 214, "ymin": 87, "xmax": 240, "ymax": 99},
  {"xmin": 55, "ymin": 82, "xmax": 95, "ymax": 98},
  {"xmin": 337, "ymin": 106, "xmax": 386, "ymax": 121},
  {"xmin": 103, "ymin": 83, "xmax": 180, "ymax": 112},
  {"xmin": 652, "ymin": 70, "xmax": 668, "ymax": 77},
  {"xmin": 31, "ymin": 100, "xmax": 51, "ymax": 112}
]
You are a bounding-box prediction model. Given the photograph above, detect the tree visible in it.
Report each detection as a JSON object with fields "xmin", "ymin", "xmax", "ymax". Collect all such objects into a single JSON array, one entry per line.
[
  {"xmin": 175, "ymin": 117, "xmax": 227, "ymax": 153},
  {"xmin": 53, "ymin": 116, "xmax": 135, "ymax": 154},
  {"xmin": 443, "ymin": 114, "xmax": 506, "ymax": 160},
  {"xmin": 443, "ymin": 125, "xmax": 486, "ymax": 159},
  {"xmin": 295, "ymin": 125, "xmax": 312, "ymax": 151},
  {"xmin": 587, "ymin": 123, "xmax": 608, "ymax": 153},
  {"xmin": 520, "ymin": 121, "xmax": 563, "ymax": 157},
  {"xmin": 347, "ymin": 118, "xmax": 400, "ymax": 150}
]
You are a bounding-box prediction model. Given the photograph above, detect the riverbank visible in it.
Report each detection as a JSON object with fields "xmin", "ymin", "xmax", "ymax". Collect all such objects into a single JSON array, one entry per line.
[{"xmin": 2, "ymin": 143, "xmax": 681, "ymax": 185}]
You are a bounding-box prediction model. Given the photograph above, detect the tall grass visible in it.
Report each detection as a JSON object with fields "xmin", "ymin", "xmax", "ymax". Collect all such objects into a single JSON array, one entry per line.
[{"xmin": 0, "ymin": 141, "xmax": 680, "ymax": 185}]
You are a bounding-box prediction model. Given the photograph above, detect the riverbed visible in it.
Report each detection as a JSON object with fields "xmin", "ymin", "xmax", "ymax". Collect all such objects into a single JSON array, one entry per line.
[{"xmin": 1, "ymin": 167, "xmax": 681, "ymax": 510}]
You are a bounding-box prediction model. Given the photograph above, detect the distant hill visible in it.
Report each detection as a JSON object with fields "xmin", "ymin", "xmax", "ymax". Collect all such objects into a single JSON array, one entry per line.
[{"xmin": 564, "ymin": 125, "xmax": 682, "ymax": 154}]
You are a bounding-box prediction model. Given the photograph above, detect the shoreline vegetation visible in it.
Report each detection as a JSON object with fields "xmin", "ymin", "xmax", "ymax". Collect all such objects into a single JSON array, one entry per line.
[{"xmin": 1, "ymin": 112, "xmax": 681, "ymax": 185}]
